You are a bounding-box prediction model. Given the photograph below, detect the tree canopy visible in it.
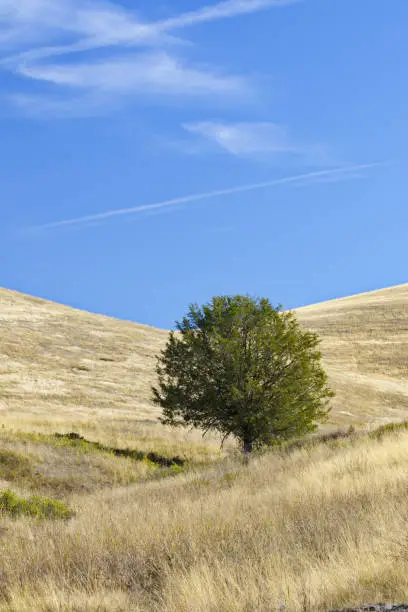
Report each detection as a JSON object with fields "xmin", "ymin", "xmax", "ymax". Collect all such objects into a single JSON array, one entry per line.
[{"xmin": 152, "ymin": 295, "xmax": 334, "ymax": 453}]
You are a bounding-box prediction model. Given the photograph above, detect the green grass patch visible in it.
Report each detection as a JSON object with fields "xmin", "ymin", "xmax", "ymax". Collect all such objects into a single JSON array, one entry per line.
[
  {"xmin": 150, "ymin": 462, "xmax": 185, "ymax": 480},
  {"xmin": 0, "ymin": 446, "xmax": 89, "ymax": 496},
  {"xmin": 275, "ymin": 420, "xmax": 408, "ymax": 457},
  {"xmin": 1, "ymin": 430, "xmax": 186, "ymax": 467},
  {"xmin": 368, "ymin": 419, "xmax": 408, "ymax": 440},
  {"xmin": 0, "ymin": 490, "xmax": 73, "ymax": 519},
  {"xmin": 53, "ymin": 432, "xmax": 186, "ymax": 468},
  {"xmin": 0, "ymin": 450, "xmax": 33, "ymax": 481}
]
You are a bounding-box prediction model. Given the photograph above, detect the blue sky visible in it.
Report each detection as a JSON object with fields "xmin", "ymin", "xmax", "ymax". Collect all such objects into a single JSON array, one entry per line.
[{"xmin": 1, "ymin": 0, "xmax": 407, "ymax": 328}]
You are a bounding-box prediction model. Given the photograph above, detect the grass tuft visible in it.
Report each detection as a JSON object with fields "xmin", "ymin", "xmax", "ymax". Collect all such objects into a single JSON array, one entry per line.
[
  {"xmin": 0, "ymin": 490, "xmax": 73, "ymax": 519},
  {"xmin": 368, "ymin": 419, "xmax": 408, "ymax": 440}
]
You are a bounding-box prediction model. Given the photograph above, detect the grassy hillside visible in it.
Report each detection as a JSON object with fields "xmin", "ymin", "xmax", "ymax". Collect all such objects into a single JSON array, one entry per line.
[
  {"xmin": 1, "ymin": 423, "xmax": 408, "ymax": 610},
  {"xmin": 296, "ymin": 283, "xmax": 408, "ymax": 429},
  {"xmin": 1, "ymin": 284, "xmax": 408, "ymax": 610},
  {"xmin": 1, "ymin": 283, "xmax": 408, "ymax": 433},
  {"xmin": 0, "ymin": 287, "xmax": 167, "ymax": 425}
]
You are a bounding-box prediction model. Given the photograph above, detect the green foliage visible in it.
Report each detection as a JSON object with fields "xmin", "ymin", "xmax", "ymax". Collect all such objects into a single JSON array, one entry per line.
[
  {"xmin": 153, "ymin": 295, "xmax": 334, "ymax": 452},
  {"xmin": 0, "ymin": 490, "xmax": 73, "ymax": 519}
]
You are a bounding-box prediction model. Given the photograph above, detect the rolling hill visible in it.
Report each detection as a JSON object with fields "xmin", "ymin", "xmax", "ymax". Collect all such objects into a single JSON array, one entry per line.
[
  {"xmin": 1, "ymin": 283, "xmax": 408, "ymax": 612},
  {"xmin": 1, "ymin": 283, "xmax": 408, "ymax": 431},
  {"xmin": 296, "ymin": 282, "xmax": 408, "ymax": 428}
]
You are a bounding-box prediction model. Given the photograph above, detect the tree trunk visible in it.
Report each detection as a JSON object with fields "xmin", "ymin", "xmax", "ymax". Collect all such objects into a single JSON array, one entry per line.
[{"xmin": 243, "ymin": 439, "xmax": 253, "ymax": 454}]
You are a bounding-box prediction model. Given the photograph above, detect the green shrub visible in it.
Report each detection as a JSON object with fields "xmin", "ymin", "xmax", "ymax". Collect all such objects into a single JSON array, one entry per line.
[{"xmin": 0, "ymin": 490, "xmax": 74, "ymax": 519}]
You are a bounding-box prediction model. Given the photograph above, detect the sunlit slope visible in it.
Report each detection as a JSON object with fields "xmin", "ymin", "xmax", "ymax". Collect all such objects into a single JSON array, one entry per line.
[
  {"xmin": 0, "ymin": 288, "xmax": 167, "ymax": 424},
  {"xmin": 1, "ymin": 283, "xmax": 408, "ymax": 430},
  {"xmin": 296, "ymin": 283, "xmax": 408, "ymax": 427}
]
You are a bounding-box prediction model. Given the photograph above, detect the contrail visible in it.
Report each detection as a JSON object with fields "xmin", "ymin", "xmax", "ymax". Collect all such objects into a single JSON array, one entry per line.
[{"xmin": 32, "ymin": 162, "xmax": 385, "ymax": 231}]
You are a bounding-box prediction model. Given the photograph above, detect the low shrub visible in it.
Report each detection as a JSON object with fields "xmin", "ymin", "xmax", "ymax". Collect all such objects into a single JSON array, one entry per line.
[{"xmin": 0, "ymin": 490, "xmax": 74, "ymax": 519}]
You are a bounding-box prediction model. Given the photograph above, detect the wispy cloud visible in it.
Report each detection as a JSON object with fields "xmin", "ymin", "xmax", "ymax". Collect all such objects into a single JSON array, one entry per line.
[
  {"xmin": 183, "ymin": 121, "xmax": 333, "ymax": 166},
  {"xmin": 18, "ymin": 52, "xmax": 245, "ymax": 96},
  {"xmin": 6, "ymin": 91, "xmax": 116, "ymax": 119},
  {"xmin": 0, "ymin": 0, "xmax": 170, "ymax": 52},
  {"xmin": 1, "ymin": 0, "xmax": 297, "ymax": 116},
  {"xmin": 1, "ymin": 0, "xmax": 295, "ymax": 56},
  {"xmin": 28, "ymin": 163, "xmax": 384, "ymax": 232},
  {"xmin": 157, "ymin": 0, "xmax": 296, "ymax": 30},
  {"xmin": 184, "ymin": 121, "xmax": 293, "ymax": 154}
]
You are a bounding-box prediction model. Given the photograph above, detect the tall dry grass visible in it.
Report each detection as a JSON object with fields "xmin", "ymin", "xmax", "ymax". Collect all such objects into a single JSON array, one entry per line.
[
  {"xmin": 1, "ymin": 427, "xmax": 408, "ymax": 611},
  {"xmin": 2, "ymin": 285, "xmax": 408, "ymax": 610}
]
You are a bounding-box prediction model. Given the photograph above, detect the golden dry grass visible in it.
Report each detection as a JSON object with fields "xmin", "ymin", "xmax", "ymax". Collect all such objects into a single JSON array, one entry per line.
[
  {"xmin": 0, "ymin": 287, "xmax": 166, "ymax": 423},
  {"xmin": 2, "ymin": 427, "xmax": 408, "ymax": 610},
  {"xmin": 0, "ymin": 286, "xmax": 230, "ymax": 460},
  {"xmin": 1, "ymin": 283, "xmax": 408, "ymax": 610},
  {"xmin": 296, "ymin": 283, "xmax": 408, "ymax": 429}
]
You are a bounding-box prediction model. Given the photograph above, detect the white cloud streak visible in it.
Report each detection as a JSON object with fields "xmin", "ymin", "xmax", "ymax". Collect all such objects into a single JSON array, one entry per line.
[
  {"xmin": 183, "ymin": 121, "xmax": 335, "ymax": 166},
  {"xmin": 18, "ymin": 52, "xmax": 245, "ymax": 95},
  {"xmin": 1, "ymin": 0, "xmax": 298, "ymax": 111},
  {"xmin": 30, "ymin": 163, "xmax": 384, "ymax": 232},
  {"xmin": 1, "ymin": 0, "xmax": 296, "ymax": 56},
  {"xmin": 157, "ymin": 0, "xmax": 296, "ymax": 30},
  {"xmin": 184, "ymin": 121, "xmax": 298, "ymax": 155},
  {"xmin": 0, "ymin": 1, "xmax": 180, "ymax": 65},
  {"xmin": 7, "ymin": 91, "xmax": 116, "ymax": 118}
]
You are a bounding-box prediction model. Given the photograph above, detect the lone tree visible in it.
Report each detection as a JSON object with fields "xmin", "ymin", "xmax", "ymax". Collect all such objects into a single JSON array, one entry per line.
[{"xmin": 152, "ymin": 295, "xmax": 333, "ymax": 453}]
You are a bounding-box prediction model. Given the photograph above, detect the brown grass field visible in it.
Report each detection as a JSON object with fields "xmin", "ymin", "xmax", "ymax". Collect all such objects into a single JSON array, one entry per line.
[{"xmin": 1, "ymin": 283, "xmax": 408, "ymax": 611}]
